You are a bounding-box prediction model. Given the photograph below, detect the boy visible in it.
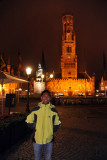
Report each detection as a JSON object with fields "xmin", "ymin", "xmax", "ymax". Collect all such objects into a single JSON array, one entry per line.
[{"xmin": 25, "ymin": 89, "xmax": 61, "ymax": 160}]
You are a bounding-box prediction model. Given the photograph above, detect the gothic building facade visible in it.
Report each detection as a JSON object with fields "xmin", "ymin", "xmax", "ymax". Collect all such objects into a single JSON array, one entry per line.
[
  {"xmin": 46, "ymin": 15, "xmax": 95, "ymax": 96},
  {"xmin": 0, "ymin": 54, "xmax": 29, "ymax": 97}
]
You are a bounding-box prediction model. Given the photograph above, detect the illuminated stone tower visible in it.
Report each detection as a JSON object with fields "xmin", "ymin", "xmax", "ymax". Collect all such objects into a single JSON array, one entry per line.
[
  {"xmin": 46, "ymin": 15, "xmax": 95, "ymax": 96},
  {"xmin": 61, "ymin": 15, "xmax": 77, "ymax": 79}
]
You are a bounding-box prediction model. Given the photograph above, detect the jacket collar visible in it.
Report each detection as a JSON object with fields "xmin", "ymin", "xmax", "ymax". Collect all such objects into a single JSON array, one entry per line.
[{"xmin": 38, "ymin": 102, "xmax": 54, "ymax": 108}]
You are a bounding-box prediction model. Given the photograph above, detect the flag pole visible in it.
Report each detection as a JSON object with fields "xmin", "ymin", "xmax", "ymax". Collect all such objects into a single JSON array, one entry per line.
[
  {"xmin": 104, "ymin": 71, "xmax": 106, "ymax": 97},
  {"xmin": 2, "ymin": 80, "xmax": 3, "ymax": 115},
  {"xmin": 103, "ymin": 51, "xmax": 106, "ymax": 97},
  {"xmin": 84, "ymin": 48, "xmax": 87, "ymax": 98}
]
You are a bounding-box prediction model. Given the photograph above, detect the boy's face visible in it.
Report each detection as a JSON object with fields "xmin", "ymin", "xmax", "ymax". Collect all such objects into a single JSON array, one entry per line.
[{"xmin": 41, "ymin": 92, "xmax": 51, "ymax": 104}]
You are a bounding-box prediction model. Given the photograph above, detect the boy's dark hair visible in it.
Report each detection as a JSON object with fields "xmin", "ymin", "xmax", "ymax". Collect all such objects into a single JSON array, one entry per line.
[{"xmin": 41, "ymin": 90, "xmax": 51, "ymax": 97}]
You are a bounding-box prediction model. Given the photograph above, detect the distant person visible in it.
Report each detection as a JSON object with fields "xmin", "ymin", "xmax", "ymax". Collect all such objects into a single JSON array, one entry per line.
[{"xmin": 25, "ymin": 89, "xmax": 61, "ymax": 160}]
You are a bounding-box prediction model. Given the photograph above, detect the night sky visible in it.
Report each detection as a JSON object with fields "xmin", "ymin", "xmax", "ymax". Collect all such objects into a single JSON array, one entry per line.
[{"xmin": 0, "ymin": 0, "xmax": 107, "ymax": 82}]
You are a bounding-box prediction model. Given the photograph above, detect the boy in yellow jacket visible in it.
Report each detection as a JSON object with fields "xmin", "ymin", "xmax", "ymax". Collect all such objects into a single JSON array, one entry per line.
[{"xmin": 25, "ymin": 90, "xmax": 61, "ymax": 160}]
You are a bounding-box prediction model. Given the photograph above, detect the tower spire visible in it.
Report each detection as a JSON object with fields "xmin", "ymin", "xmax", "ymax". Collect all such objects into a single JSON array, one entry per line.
[{"xmin": 41, "ymin": 50, "xmax": 46, "ymax": 73}]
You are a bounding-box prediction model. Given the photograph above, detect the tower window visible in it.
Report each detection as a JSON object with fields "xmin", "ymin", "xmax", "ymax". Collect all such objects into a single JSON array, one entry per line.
[
  {"xmin": 66, "ymin": 47, "xmax": 72, "ymax": 53},
  {"xmin": 67, "ymin": 30, "xmax": 70, "ymax": 33}
]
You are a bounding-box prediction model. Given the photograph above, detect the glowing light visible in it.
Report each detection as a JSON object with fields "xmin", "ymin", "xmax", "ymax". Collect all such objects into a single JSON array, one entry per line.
[
  {"xmin": 19, "ymin": 88, "xmax": 22, "ymax": 91},
  {"xmin": 41, "ymin": 74, "xmax": 44, "ymax": 79},
  {"xmin": 26, "ymin": 67, "xmax": 32, "ymax": 75},
  {"xmin": 96, "ymin": 90, "xmax": 99, "ymax": 92},
  {"xmin": 50, "ymin": 74, "xmax": 53, "ymax": 78},
  {"xmin": 101, "ymin": 87, "xmax": 104, "ymax": 90}
]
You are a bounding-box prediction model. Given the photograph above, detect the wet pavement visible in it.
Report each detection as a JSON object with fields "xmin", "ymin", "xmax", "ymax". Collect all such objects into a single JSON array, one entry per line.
[{"xmin": 0, "ymin": 103, "xmax": 107, "ymax": 160}]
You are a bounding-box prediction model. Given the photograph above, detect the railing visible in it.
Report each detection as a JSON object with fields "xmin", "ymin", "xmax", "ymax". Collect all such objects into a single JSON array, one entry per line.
[{"xmin": 51, "ymin": 97, "xmax": 107, "ymax": 105}]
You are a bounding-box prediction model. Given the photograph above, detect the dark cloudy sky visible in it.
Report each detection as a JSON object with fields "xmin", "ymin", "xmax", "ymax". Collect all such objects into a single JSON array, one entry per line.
[{"xmin": 0, "ymin": 0, "xmax": 107, "ymax": 81}]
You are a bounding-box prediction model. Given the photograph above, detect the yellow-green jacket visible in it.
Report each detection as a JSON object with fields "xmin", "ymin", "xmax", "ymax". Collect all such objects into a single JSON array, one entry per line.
[{"xmin": 25, "ymin": 102, "xmax": 61, "ymax": 144}]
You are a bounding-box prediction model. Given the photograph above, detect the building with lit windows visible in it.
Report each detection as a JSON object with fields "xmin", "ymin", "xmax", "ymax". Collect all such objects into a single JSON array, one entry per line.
[
  {"xmin": 0, "ymin": 57, "xmax": 18, "ymax": 97},
  {"xmin": 97, "ymin": 76, "xmax": 107, "ymax": 97},
  {"xmin": 0, "ymin": 55, "xmax": 28, "ymax": 98}
]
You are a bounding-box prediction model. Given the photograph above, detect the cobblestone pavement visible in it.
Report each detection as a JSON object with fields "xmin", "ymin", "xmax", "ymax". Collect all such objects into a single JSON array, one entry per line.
[{"xmin": 0, "ymin": 105, "xmax": 107, "ymax": 160}]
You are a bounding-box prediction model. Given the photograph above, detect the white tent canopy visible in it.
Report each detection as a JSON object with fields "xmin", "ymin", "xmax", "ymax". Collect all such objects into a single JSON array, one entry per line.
[
  {"xmin": 0, "ymin": 72, "xmax": 28, "ymax": 115},
  {"xmin": 0, "ymin": 72, "xmax": 28, "ymax": 84}
]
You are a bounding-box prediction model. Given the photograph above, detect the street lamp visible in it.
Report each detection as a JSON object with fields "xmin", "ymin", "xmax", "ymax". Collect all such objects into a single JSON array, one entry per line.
[
  {"xmin": 50, "ymin": 74, "xmax": 54, "ymax": 96},
  {"xmin": 50, "ymin": 74, "xmax": 53, "ymax": 79},
  {"xmin": 26, "ymin": 67, "xmax": 32, "ymax": 113},
  {"xmin": 41, "ymin": 74, "xmax": 44, "ymax": 82}
]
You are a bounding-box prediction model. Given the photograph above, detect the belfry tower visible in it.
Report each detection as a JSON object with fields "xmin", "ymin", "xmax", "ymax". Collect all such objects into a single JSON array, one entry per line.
[{"xmin": 61, "ymin": 15, "xmax": 77, "ymax": 79}]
